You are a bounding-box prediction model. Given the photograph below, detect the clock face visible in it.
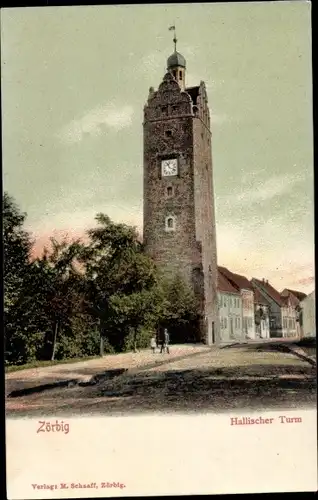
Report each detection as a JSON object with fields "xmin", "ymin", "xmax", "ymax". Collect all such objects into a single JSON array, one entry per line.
[{"xmin": 162, "ymin": 158, "xmax": 178, "ymax": 177}]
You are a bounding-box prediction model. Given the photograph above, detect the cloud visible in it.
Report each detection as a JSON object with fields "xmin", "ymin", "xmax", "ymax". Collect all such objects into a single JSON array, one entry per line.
[
  {"xmin": 220, "ymin": 172, "xmax": 306, "ymax": 207},
  {"xmin": 295, "ymin": 276, "xmax": 315, "ymax": 286},
  {"xmin": 58, "ymin": 104, "xmax": 134, "ymax": 144}
]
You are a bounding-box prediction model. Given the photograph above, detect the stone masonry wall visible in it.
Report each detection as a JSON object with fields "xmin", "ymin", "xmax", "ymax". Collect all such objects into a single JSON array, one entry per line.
[
  {"xmin": 143, "ymin": 74, "xmax": 202, "ymax": 289},
  {"xmin": 143, "ymin": 73, "xmax": 218, "ymax": 343},
  {"xmin": 192, "ymin": 83, "xmax": 219, "ymax": 343}
]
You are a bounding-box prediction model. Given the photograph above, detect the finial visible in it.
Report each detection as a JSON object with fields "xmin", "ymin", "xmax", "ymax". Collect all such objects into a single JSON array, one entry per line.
[{"xmin": 168, "ymin": 24, "xmax": 177, "ymax": 52}]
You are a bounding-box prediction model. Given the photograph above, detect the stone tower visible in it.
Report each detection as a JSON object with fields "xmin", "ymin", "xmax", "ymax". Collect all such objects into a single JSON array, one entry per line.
[{"xmin": 143, "ymin": 41, "xmax": 219, "ymax": 345}]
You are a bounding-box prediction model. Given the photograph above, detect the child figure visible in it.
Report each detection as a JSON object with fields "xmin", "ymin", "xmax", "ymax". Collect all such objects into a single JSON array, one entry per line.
[{"xmin": 150, "ymin": 335, "xmax": 157, "ymax": 354}]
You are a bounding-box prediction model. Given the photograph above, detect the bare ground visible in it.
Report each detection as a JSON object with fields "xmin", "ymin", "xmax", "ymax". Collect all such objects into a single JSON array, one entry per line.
[{"xmin": 6, "ymin": 344, "xmax": 316, "ymax": 417}]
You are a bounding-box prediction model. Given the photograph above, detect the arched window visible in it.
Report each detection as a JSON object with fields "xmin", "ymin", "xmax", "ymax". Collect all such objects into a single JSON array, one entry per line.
[
  {"xmin": 179, "ymin": 71, "xmax": 182, "ymax": 80},
  {"xmin": 167, "ymin": 186, "xmax": 173, "ymax": 197},
  {"xmin": 165, "ymin": 215, "xmax": 176, "ymax": 231}
]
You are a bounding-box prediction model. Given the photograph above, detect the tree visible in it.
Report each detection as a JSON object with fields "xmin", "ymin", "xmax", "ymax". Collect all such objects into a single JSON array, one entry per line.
[
  {"xmin": 78, "ymin": 213, "xmax": 162, "ymax": 353},
  {"xmin": 3, "ymin": 193, "xmax": 37, "ymax": 363},
  {"xmin": 32, "ymin": 237, "xmax": 84, "ymax": 360},
  {"xmin": 161, "ymin": 274, "xmax": 199, "ymax": 343},
  {"xmin": 3, "ymin": 192, "xmax": 32, "ymax": 315}
]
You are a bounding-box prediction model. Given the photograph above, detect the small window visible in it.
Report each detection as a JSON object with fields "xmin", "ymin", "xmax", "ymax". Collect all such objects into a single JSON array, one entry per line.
[
  {"xmin": 165, "ymin": 215, "xmax": 176, "ymax": 231},
  {"xmin": 223, "ymin": 297, "xmax": 227, "ymax": 307},
  {"xmin": 172, "ymin": 105, "xmax": 178, "ymax": 112},
  {"xmin": 224, "ymin": 318, "xmax": 227, "ymax": 329},
  {"xmin": 165, "ymin": 130, "xmax": 172, "ymax": 138},
  {"xmin": 161, "ymin": 105, "xmax": 168, "ymax": 114},
  {"xmin": 179, "ymin": 71, "xmax": 182, "ymax": 80},
  {"xmin": 173, "ymin": 70, "xmax": 177, "ymax": 79},
  {"xmin": 167, "ymin": 186, "xmax": 173, "ymax": 197}
]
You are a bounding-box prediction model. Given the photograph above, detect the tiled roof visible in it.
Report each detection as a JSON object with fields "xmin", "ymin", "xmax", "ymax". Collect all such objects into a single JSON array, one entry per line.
[
  {"xmin": 217, "ymin": 269, "xmax": 240, "ymax": 294},
  {"xmin": 281, "ymin": 288, "xmax": 307, "ymax": 302},
  {"xmin": 218, "ymin": 266, "xmax": 253, "ymax": 291},
  {"xmin": 252, "ymin": 286, "xmax": 270, "ymax": 306},
  {"xmin": 252, "ymin": 278, "xmax": 285, "ymax": 306},
  {"xmin": 282, "ymin": 293, "xmax": 300, "ymax": 308}
]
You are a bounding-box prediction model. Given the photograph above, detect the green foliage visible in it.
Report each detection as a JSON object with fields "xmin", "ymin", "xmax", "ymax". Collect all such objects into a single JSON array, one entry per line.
[
  {"xmin": 4, "ymin": 195, "xmax": 200, "ymax": 367},
  {"xmin": 78, "ymin": 213, "xmax": 163, "ymax": 352},
  {"xmin": 3, "ymin": 192, "xmax": 33, "ymax": 315},
  {"xmin": 123, "ymin": 326, "xmax": 154, "ymax": 351},
  {"xmin": 160, "ymin": 274, "xmax": 200, "ymax": 342},
  {"xmin": 5, "ymin": 330, "xmax": 45, "ymax": 365}
]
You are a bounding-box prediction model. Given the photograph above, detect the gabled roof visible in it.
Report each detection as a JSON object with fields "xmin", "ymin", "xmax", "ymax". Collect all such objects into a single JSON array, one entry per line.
[
  {"xmin": 252, "ymin": 278, "xmax": 285, "ymax": 306},
  {"xmin": 217, "ymin": 268, "xmax": 240, "ymax": 294},
  {"xmin": 286, "ymin": 293, "xmax": 301, "ymax": 308},
  {"xmin": 219, "ymin": 266, "xmax": 253, "ymax": 291},
  {"xmin": 253, "ymin": 287, "xmax": 271, "ymax": 306},
  {"xmin": 281, "ymin": 288, "xmax": 307, "ymax": 302}
]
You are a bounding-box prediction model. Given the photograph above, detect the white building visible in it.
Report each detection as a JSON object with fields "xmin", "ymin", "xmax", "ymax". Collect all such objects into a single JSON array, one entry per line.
[
  {"xmin": 300, "ymin": 290, "xmax": 315, "ymax": 338},
  {"xmin": 219, "ymin": 267, "xmax": 255, "ymax": 340},
  {"xmin": 217, "ymin": 269, "xmax": 244, "ymax": 342},
  {"xmin": 253, "ymin": 287, "xmax": 270, "ymax": 339}
]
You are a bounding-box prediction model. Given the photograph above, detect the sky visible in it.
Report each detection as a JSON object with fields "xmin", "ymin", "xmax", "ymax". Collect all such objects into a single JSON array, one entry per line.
[{"xmin": 1, "ymin": 2, "xmax": 314, "ymax": 293}]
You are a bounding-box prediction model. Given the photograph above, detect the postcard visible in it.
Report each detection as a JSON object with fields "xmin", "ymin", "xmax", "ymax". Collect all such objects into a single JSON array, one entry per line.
[{"xmin": 2, "ymin": 2, "xmax": 316, "ymax": 498}]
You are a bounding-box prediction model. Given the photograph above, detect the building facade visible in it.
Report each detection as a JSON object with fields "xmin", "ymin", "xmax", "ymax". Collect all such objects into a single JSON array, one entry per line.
[
  {"xmin": 143, "ymin": 44, "xmax": 219, "ymax": 344},
  {"xmin": 252, "ymin": 279, "xmax": 284, "ymax": 337},
  {"xmin": 281, "ymin": 300, "xmax": 298, "ymax": 338},
  {"xmin": 281, "ymin": 288, "xmax": 307, "ymax": 338},
  {"xmin": 252, "ymin": 279, "xmax": 302, "ymax": 338},
  {"xmin": 300, "ymin": 290, "xmax": 315, "ymax": 338},
  {"xmin": 217, "ymin": 268, "xmax": 243, "ymax": 342},
  {"xmin": 219, "ymin": 267, "xmax": 255, "ymax": 339},
  {"xmin": 253, "ymin": 287, "xmax": 270, "ymax": 339}
]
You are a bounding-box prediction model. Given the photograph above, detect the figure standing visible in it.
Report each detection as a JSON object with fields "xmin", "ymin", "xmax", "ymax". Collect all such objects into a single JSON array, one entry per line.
[{"xmin": 160, "ymin": 328, "xmax": 170, "ymax": 354}]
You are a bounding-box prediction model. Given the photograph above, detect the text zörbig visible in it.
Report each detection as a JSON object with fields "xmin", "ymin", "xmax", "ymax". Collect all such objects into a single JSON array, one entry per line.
[{"xmin": 37, "ymin": 420, "xmax": 69, "ymax": 434}]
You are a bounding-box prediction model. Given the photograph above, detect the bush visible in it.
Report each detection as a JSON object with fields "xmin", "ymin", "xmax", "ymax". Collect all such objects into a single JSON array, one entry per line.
[
  {"xmin": 123, "ymin": 326, "xmax": 154, "ymax": 352},
  {"xmin": 5, "ymin": 330, "xmax": 46, "ymax": 365}
]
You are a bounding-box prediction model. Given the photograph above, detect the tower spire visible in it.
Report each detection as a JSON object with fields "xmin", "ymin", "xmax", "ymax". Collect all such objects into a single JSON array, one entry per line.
[{"xmin": 168, "ymin": 25, "xmax": 177, "ymax": 52}]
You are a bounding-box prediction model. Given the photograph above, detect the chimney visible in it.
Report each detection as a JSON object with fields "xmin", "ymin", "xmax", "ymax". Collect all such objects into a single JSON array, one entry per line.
[
  {"xmin": 266, "ymin": 280, "xmax": 269, "ymax": 284},
  {"xmin": 262, "ymin": 278, "xmax": 265, "ymax": 283}
]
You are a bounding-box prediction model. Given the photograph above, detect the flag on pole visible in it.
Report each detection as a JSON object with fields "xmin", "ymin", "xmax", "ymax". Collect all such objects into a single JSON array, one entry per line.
[{"xmin": 169, "ymin": 25, "xmax": 175, "ymax": 31}]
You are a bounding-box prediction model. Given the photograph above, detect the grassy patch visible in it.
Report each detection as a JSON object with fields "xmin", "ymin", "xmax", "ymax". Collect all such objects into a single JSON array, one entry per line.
[{"xmin": 5, "ymin": 355, "xmax": 100, "ymax": 373}]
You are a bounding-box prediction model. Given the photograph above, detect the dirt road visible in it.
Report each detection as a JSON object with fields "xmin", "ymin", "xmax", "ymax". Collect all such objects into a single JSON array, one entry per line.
[{"xmin": 6, "ymin": 342, "xmax": 316, "ymax": 417}]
